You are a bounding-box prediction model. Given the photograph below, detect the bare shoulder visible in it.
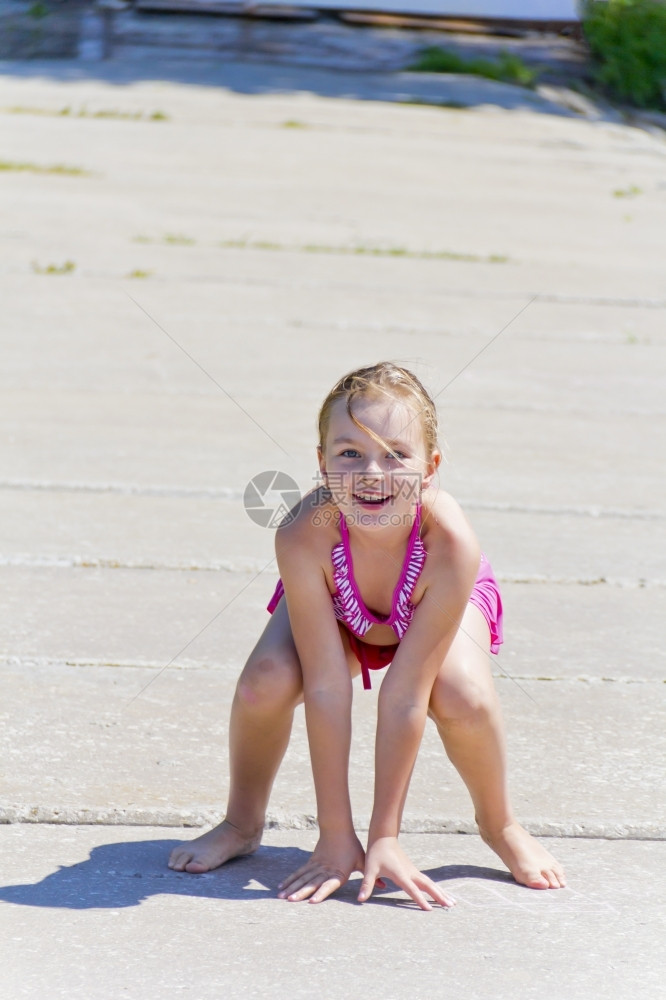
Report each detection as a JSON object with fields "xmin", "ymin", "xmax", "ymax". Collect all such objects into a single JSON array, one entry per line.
[
  {"xmin": 275, "ymin": 487, "xmax": 339, "ymax": 572},
  {"xmin": 420, "ymin": 488, "xmax": 480, "ymax": 575}
]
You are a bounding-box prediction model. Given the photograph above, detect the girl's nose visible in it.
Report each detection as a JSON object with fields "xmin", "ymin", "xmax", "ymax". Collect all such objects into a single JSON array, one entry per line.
[{"xmin": 359, "ymin": 458, "xmax": 383, "ymax": 478}]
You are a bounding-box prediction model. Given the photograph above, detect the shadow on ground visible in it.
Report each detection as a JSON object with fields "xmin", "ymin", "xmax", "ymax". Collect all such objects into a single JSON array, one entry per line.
[
  {"xmin": 0, "ymin": 837, "xmax": 511, "ymax": 910},
  {"xmin": 0, "ymin": 56, "xmax": 575, "ymax": 116}
]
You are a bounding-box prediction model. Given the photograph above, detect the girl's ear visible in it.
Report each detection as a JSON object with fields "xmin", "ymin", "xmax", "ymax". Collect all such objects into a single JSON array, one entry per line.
[
  {"xmin": 421, "ymin": 449, "xmax": 441, "ymax": 491},
  {"xmin": 317, "ymin": 445, "xmax": 327, "ymax": 481}
]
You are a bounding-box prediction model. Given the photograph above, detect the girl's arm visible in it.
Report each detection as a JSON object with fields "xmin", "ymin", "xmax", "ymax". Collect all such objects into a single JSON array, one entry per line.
[
  {"xmin": 274, "ymin": 517, "xmax": 365, "ymax": 903},
  {"xmin": 360, "ymin": 531, "xmax": 480, "ymax": 910}
]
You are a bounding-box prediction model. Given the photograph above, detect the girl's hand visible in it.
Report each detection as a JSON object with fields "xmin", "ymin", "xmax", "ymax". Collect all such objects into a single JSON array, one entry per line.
[
  {"xmin": 359, "ymin": 837, "xmax": 456, "ymax": 911},
  {"xmin": 277, "ymin": 832, "xmax": 366, "ymax": 904}
]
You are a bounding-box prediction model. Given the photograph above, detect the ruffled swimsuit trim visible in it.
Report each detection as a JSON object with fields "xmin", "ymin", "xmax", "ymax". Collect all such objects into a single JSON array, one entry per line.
[
  {"xmin": 266, "ymin": 505, "xmax": 503, "ymax": 691},
  {"xmin": 330, "ymin": 505, "xmax": 426, "ymax": 642}
]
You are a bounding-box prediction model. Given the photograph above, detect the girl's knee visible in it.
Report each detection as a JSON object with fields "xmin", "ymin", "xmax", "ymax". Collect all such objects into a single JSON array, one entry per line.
[
  {"xmin": 429, "ymin": 666, "xmax": 497, "ymax": 726},
  {"xmin": 236, "ymin": 651, "xmax": 302, "ymax": 711}
]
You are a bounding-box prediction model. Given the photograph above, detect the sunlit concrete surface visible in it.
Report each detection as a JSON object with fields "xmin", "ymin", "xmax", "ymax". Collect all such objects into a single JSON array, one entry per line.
[{"xmin": 0, "ymin": 53, "xmax": 664, "ymax": 999}]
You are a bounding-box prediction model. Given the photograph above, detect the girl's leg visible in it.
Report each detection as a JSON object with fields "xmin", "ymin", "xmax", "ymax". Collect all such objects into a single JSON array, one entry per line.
[
  {"xmin": 169, "ymin": 597, "xmax": 304, "ymax": 873},
  {"xmin": 428, "ymin": 604, "xmax": 566, "ymax": 889}
]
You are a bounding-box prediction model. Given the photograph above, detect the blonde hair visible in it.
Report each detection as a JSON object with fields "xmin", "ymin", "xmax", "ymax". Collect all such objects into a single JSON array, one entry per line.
[{"xmin": 317, "ymin": 361, "xmax": 439, "ymax": 458}]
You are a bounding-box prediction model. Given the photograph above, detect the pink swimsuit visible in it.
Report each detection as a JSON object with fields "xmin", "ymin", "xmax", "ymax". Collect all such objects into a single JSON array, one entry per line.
[
  {"xmin": 268, "ymin": 505, "xmax": 503, "ymax": 690},
  {"xmin": 331, "ymin": 504, "xmax": 426, "ymax": 642}
]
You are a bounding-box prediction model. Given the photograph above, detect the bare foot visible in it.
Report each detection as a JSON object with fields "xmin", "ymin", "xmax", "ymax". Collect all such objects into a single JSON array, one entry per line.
[
  {"xmin": 168, "ymin": 819, "xmax": 262, "ymax": 874},
  {"xmin": 480, "ymin": 820, "xmax": 566, "ymax": 889}
]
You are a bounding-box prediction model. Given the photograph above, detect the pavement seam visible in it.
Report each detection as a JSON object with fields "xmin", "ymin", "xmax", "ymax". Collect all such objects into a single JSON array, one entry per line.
[
  {"xmin": 0, "ymin": 657, "xmax": 662, "ymax": 683},
  {"xmin": 2, "ymin": 483, "xmax": 664, "ymax": 522},
  {"xmin": 0, "ymin": 656, "xmax": 666, "ymax": 684},
  {"xmin": 1, "ymin": 557, "xmax": 663, "ymax": 588},
  {"xmin": 1, "ymin": 806, "xmax": 663, "ymax": 840}
]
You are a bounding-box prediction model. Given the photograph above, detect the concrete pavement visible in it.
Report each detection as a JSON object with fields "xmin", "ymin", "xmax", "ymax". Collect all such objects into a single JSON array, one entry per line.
[
  {"xmin": 1, "ymin": 826, "xmax": 665, "ymax": 1000},
  {"xmin": 0, "ymin": 54, "xmax": 665, "ymax": 998}
]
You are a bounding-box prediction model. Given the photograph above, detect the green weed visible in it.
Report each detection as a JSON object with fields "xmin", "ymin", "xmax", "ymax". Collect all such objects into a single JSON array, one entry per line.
[
  {"xmin": 0, "ymin": 161, "xmax": 90, "ymax": 176},
  {"xmin": 32, "ymin": 260, "xmax": 76, "ymax": 275},
  {"xmin": 163, "ymin": 233, "xmax": 195, "ymax": 245},
  {"xmin": 613, "ymin": 185, "xmax": 643, "ymax": 197},
  {"xmin": 399, "ymin": 99, "xmax": 467, "ymax": 110},
  {"xmin": 583, "ymin": 0, "xmax": 666, "ymax": 110},
  {"xmin": 408, "ymin": 48, "xmax": 538, "ymax": 88},
  {"xmin": 28, "ymin": 1, "xmax": 48, "ymax": 18},
  {"xmin": 219, "ymin": 239, "xmax": 508, "ymax": 264},
  {"xmin": 2, "ymin": 106, "xmax": 169, "ymax": 122},
  {"xmin": 132, "ymin": 234, "xmax": 195, "ymax": 246},
  {"xmin": 127, "ymin": 269, "xmax": 153, "ymax": 279},
  {"xmin": 89, "ymin": 109, "xmax": 143, "ymax": 121}
]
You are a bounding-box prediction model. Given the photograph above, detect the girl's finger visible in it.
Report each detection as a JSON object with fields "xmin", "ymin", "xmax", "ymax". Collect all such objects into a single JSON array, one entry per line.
[
  {"xmin": 285, "ymin": 881, "xmax": 320, "ymax": 902},
  {"xmin": 358, "ymin": 868, "xmax": 378, "ymax": 903},
  {"xmin": 416, "ymin": 876, "xmax": 456, "ymax": 909},
  {"xmin": 279, "ymin": 865, "xmax": 349, "ymax": 902},
  {"xmin": 277, "ymin": 868, "xmax": 325, "ymax": 898},
  {"xmin": 284, "ymin": 872, "xmax": 331, "ymax": 901},
  {"xmin": 308, "ymin": 877, "xmax": 343, "ymax": 904},
  {"xmin": 403, "ymin": 880, "xmax": 433, "ymax": 912}
]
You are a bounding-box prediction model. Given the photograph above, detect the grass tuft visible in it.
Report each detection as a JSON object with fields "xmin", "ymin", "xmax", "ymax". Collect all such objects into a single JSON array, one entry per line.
[
  {"xmin": 132, "ymin": 234, "xmax": 196, "ymax": 246},
  {"xmin": 2, "ymin": 106, "xmax": 170, "ymax": 122},
  {"xmin": 613, "ymin": 185, "xmax": 642, "ymax": 197},
  {"xmin": 219, "ymin": 239, "xmax": 508, "ymax": 264},
  {"xmin": 32, "ymin": 260, "xmax": 76, "ymax": 275},
  {"xmin": 399, "ymin": 98, "xmax": 467, "ymax": 110},
  {"xmin": 583, "ymin": 0, "xmax": 666, "ymax": 110},
  {"xmin": 408, "ymin": 48, "xmax": 538, "ymax": 87},
  {"xmin": 0, "ymin": 160, "xmax": 90, "ymax": 176},
  {"xmin": 163, "ymin": 233, "xmax": 195, "ymax": 245},
  {"xmin": 28, "ymin": 1, "xmax": 48, "ymax": 17}
]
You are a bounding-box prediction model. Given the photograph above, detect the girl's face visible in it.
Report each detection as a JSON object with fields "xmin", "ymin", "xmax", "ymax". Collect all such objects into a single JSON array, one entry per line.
[{"xmin": 318, "ymin": 394, "xmax": 440, "ymax": 531}]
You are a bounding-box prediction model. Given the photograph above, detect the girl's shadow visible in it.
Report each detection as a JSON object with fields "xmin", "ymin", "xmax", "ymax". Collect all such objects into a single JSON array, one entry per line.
[
  {"xmin": 0, "ymin": 838, "xmax": 510, "ymax": 911},
  {"xmin": 0, "ymin": 839, "xmax": 300, "ymax": 910}
]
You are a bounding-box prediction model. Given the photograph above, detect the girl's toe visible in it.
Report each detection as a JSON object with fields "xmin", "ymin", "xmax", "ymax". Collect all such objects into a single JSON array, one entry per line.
[{"xmin": 543, "ymin": 867, "xmax": 566, "ymax": 889}]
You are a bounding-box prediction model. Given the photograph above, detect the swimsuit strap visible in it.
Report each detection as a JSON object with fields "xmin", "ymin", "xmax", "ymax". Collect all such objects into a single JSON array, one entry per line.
[{"xmin": 332, "ymin": 504, "xmax": 426, "ymax": 639}]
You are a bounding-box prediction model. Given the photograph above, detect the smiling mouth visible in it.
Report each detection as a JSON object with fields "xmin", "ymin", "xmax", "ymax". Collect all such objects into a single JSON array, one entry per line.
[{"xmin": 353, "ymin": 494, "xmax": 391, "ymax": 507}]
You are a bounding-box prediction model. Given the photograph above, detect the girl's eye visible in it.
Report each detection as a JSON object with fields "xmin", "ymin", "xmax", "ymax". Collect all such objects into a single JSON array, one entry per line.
[
  {"xmin": 389, "ymin": 451, "xmax": 407, "ymax": 460},
  {"xmin": 341, "ymin": 449, "xmax": 360, "ymax": 458}
]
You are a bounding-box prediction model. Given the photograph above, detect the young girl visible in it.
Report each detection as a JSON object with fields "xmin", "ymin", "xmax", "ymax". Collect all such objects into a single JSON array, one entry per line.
[{"xmin": 169, "ymin": 362, "xmax": 565, "ymax": 909}]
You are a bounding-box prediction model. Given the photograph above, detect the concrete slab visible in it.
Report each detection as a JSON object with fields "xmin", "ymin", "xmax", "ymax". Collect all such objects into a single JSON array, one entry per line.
[
  {"xmin": 0, "ymin": 565, "xmax": 272, "ymax": 668},
  {"xmin": 0, "ymin": 826, "xmax": 664, "ymax": 1000},
  {"xmin": 1, "ymin": 658, "xmax": 663, "ymax": 834},
  {"xmin": 0, "ymin": 54, "xmax": 665, "ymax": 998},
  {"xmin": 1, "ymin": 279, "xmax": 665, "ymax": 396},
  {"xmin": 1, "ymin": 65, "xmax": 665, "ymax": 297},
  {"xmin": 2, "ymin": 384, "xmax": 664, "ymax": 511},
  {"xmin": 0, "ymin": 491, "xmax": 663, "ymax": 585},
  {"xmin": 1, "ymin": 566, "xmax": 663, "ymax": 678}
]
